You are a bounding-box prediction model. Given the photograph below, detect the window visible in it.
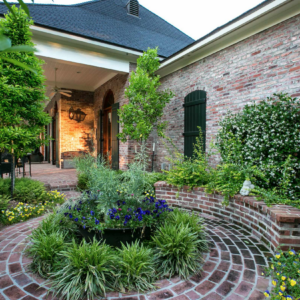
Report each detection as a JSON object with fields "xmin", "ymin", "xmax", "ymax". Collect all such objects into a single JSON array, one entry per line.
[{"xmin": 183, "ymin": 90, "xmax": 207, "ymax": 157}]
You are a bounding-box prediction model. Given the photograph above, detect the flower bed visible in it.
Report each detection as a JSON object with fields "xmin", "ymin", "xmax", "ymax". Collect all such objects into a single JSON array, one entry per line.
[
  {"xmin": 0, "ymin": 190, "xmax": 66, "ymax": 225},
  {"xmin": 155, "ymin": 181, "xmax": 300, "ymax": 252},
  {"xmin": 263, "ymin": 249, "xmax": 300, "ymax": 299}
]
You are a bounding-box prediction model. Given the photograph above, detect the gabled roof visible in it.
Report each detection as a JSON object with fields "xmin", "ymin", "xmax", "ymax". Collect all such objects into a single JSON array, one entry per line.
[{"xmin": 0, "ymin": 0, "xmax": 194, "ymax": 58}]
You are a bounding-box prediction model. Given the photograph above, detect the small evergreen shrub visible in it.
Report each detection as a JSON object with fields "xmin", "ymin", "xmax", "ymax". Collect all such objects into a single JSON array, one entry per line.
[
  {"xmin": 166, "ymin": 132, "xmax": 210, "ymax": 190},
  {"xmin": 26, "ymin": 230, "xmax": 66, "ymax": 278},
  {"xmin": 0, "ymin": 194, "xmax": 10, "ymax": 211},
  {"xmin": 49, "ymin": 239, "xmax": 118, "ymax": 300},
  {"xmin": 0, "ymin": 178, "xmax": 46, "ymax": 204},
  {"xmin": 217, "ymin": 93, "xmax": 300, "ymax": 199},
  {"xmin": 117, "ymin": 241, "xmax": 157, "ymax": 292},
  {"xmin": 152, "ymin": 223, "xmax": 204, "ymax": 279}
]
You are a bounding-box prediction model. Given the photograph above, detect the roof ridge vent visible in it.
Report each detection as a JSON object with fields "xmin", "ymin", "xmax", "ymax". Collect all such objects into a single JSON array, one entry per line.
[{"xmin": 126, "ymin": 0, "xmax": 139, "ymax": 17}]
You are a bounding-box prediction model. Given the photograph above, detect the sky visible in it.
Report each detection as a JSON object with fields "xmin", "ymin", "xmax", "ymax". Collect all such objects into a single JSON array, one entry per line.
[{"xmin": 1, "ymin": 0, "xmax": 265, "ymax": 40}]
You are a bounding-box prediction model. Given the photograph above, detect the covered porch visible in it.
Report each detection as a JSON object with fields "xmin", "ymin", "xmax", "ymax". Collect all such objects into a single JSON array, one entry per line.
[{"xmin": 31, "ymin": 25, "xmax": 141, "ymax": 170}]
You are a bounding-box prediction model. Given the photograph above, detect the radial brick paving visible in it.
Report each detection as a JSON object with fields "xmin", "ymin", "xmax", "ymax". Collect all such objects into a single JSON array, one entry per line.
[{"xmin": 0, "ymin": 215, "xmax": 272, "ymax": 300}]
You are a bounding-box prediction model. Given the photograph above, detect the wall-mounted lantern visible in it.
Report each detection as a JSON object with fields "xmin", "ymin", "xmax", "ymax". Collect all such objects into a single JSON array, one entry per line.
[
  {"xmin": 74, "ymin": 108, "xmax": 87, "ymax": 123},
  {"xmin": 69, "ymin": 106, "xmax": 87, "ymax": 123}
]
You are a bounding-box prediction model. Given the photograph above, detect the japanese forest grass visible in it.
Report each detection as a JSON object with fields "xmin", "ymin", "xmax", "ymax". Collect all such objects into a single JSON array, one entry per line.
[{"xmin": 26, "ymin": 209, "xmax": 208, "ymax": 300}]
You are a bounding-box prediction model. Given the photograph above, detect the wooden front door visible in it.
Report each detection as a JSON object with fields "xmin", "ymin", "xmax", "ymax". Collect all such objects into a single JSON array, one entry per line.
[{"xmin": 103, "ymin": 107, "xmax": 112, "ymax": 163}]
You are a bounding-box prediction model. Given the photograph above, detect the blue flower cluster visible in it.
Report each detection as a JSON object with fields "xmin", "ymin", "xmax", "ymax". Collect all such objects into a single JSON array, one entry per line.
[
  {"xmin": 63, "ymin": 203, "xmax": 101, "ymax": 231},
  {"xmin": 107, "ymin": 197, "xmax": 173, "ymax": 227}
]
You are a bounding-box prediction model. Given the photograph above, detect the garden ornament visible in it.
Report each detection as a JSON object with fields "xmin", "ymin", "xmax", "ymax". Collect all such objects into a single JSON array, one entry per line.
[{"xmin": 240, "ymin": 180, "xmax": 254, "ymax": 196}]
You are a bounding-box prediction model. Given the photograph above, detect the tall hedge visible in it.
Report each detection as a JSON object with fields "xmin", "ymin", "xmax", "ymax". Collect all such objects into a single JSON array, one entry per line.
[
  {"xmin": 217, "ymin": 93, "xmax": 300, "ymax": 199},
  {"xmin": 0, "ymin": 6, "xmax": 51, "ymax": 157}
]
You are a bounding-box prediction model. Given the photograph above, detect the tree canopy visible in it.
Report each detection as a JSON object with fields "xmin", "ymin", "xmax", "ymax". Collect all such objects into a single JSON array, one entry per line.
[
  {"xmin": 118, "ymin": 48, "xmax": 174, "ymax": 143},
  {"xmin": 0, "ymin": 6, "xmax": 51, "ymax": 157}
]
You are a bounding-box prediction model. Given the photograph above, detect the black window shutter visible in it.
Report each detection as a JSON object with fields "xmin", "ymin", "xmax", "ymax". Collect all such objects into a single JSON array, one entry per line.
[
  {"xmin": 183, "ymin": 90, "xmax": 206, "ymax": 158},
  {"xmin": 111, "ymin": 103, "xmax": 119, "ymax": 170}
]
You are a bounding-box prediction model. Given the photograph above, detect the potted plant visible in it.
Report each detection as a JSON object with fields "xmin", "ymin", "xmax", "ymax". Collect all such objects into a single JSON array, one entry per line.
[{"xmin": 59, "ymin": 194, "xmax": 173, "ymax": 248}]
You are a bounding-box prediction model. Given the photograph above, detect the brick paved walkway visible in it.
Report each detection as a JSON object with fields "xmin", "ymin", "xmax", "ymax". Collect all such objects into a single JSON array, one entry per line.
[
  {"xmin": 4, "ymin": 163, "xmax": 78, "ymax": 191},
  {"xmin": 0, "ymin": 215, "xmax": 272, "ymax": 300}
]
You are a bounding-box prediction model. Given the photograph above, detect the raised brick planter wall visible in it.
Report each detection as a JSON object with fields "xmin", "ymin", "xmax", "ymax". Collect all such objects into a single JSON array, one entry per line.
[{"xmin": 155, "ymin": 181, "xmax": 300, "ymax": 252}]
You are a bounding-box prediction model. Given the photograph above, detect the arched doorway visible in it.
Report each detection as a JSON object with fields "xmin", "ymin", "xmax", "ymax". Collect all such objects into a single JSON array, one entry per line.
[
  {"xmin": 97, "ymin": 91, "xmax": 119, "ymax": 169},
  {"xmin": 103, "ymin": 91, "xmax": 114, "ymax": 162}
]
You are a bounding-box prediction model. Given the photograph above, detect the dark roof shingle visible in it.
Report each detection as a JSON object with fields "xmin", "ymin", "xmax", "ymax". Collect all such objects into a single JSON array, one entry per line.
[{"xmin": 0, "ymin": 0, "xmax": 194, "ymax": 57}]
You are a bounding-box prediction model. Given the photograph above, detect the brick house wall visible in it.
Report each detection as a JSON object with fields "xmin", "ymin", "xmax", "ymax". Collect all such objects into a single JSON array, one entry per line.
[
  {"xmin": 45, "ymin": 90, "xmax": 94, "ymax": 167},
  {"xmin": 60, "ymin": 90, "xmax": 94, "ymax": 156},
  {"xmin": 153, "ymin": 13, "xmax": 300, "ymax": 169}
]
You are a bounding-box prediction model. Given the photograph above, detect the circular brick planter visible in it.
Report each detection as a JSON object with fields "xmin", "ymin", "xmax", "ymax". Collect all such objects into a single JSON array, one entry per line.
[
  {"xmin": 154, "ymin": 182, "xmax": 300, "ymax": 253},
  {"xmin": 0, "ymin": 215, "xmax": 272, "ymax": 300}
]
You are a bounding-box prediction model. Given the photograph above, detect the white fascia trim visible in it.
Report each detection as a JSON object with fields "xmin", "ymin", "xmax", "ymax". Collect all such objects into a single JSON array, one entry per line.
[
  {"xmin": 31, "ymin": 25, "xmax": 164, "ymax": 60},
  {"xmin": 159, "ymin": 0, "xmax": 296, "ymax": 75}
]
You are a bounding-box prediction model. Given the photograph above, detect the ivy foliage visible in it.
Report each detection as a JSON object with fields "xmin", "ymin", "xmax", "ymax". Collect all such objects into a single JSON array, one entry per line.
[
  {"xmin": 0, "ymin": 6, "xmax": 51, "ymax": 157},
  {"xmin": 216, "ymin": 93, "xmax": 300, "ymax": 199},
  {"xmin": 118, "ymin": 48, "xmax": 174, "ymax": 143}
]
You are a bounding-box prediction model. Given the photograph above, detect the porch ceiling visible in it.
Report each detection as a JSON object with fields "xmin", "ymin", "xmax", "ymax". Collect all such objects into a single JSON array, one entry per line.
[{"xmin": 42, "ymin": 57, "xmax": 118, "ymax": 97}]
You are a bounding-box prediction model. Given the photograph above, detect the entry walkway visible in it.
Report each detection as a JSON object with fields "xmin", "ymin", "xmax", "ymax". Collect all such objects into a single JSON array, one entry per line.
[
  {"xmin": 4, "ymin": 163, "xmax": 78, "ymax": 192},
  {"xmin": 0, "ymin": 215, "xmax": 272, "ymax": 300}
]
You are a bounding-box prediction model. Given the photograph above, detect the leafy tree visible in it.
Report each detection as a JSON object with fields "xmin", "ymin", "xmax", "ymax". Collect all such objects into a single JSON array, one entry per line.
[
  {"xmin": 0, "ymin": 6, "xmax": 51, "ymax": 194},
  {"xmin": 118, "ymin": 48, "xmax": 174, "ymax": 168}
]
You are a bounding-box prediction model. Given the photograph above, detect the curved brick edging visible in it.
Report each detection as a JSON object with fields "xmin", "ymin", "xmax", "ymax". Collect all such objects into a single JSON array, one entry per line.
[
  {"xmin": 0, "ymin": 215, "xmax": 272, "ymax": 300},
  {"xmin": 154, "ymin": 181, "xmax": 300, "ymax": 252}
]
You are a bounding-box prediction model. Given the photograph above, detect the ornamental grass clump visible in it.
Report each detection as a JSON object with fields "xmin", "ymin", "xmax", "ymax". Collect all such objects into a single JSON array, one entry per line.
[
  {"xmin": 152, "ymin": 223, "xmax": 204, "ymax": 279},
  {"xmin": 26, "ymin": 230, "xmax": 66, "ymax": 278},
  {"xmin": 32, "ymin": 212, "xmax": 77, "ymax": 239},
  {"xmin": 263, "ymin": 249, "xmax": 300, "ymax": 299},
  {"xmin": 49, "ymin": 238, "xmax": 118, "ymax": 300},
  {"xmin": 166, "ymin": 208, "xmax": 208, "ymax": 252},
  {"xmin": 117, "ymin": 241, "xmax": 157, "ymax": 292}
]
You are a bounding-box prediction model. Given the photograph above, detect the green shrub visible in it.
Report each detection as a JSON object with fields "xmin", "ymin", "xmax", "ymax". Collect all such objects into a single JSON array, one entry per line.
[
  {"xmin": 166, "ymin": 208, "xmax": 208, "ymax": 252},
  {"xmin": 49, "ymin": 239, "xmax": 118, "ymax": 300},
  {"xmin": 0, "ymin": 194, "xmax": 10, "ymax": 211},
  {"xmin": 26, "ymin": 230, "xmax": 66, "ymax": 278},
  {"xmin": 152, "ymin": 223, "xmax": 204, "ymax": 279},
  {"xmin": 205, "ymin": 163, "xmax": 266, "ymax": 205},
  {"xmin": 77, "ymin": 173, "xmax": 88, "ymax": 191},
  {"xmin": 263, "ymin": 249, "xmax": 300, "ymax": 299},
  {"xmin": 166, "ymin": 132, "xmax": 210, "ymax": 190},
  {"xmin": 0, "ymin": 178, "xmax": 46, "ymax": 204},
  {"xmin": 217, "ymin": 93, "xmax": 300, "ymax": 199},
  {"xmin": 117, "ymin": 241, "xmax": 157, "ymax": 292},
  {"xmin": 0, "ymin": 179, "xmax": 10, "ymax": 195}
]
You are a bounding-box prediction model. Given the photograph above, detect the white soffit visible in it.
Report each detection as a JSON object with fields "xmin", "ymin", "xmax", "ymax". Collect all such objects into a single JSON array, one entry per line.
[
  {"xmin": 158, "ymin": 0, "xmax": 300, "ymax": 77},
  {"xmin": 43, "ymin": 57, "xmax": 117, "ymax": 92}
]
